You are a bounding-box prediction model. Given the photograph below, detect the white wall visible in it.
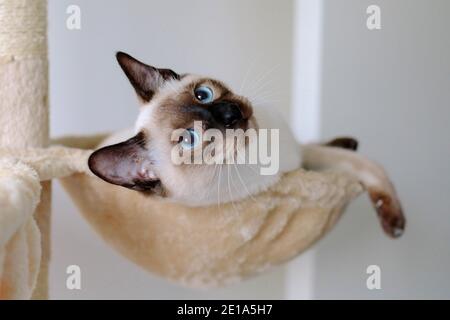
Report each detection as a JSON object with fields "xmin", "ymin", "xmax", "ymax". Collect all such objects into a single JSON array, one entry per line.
[
  {"xmin": 48, "ymin": 0, "xmax": 297, "ymax": 299},
  {"xmin": 314, "ymin": 0, "xmax": 450, "ymax": 299},
  {"xmin": 47, "ymin": 0, "xmax": 450, "ymax": 299}
]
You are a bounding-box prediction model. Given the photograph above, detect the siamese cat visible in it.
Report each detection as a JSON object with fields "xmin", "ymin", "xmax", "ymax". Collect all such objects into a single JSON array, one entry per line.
[{"xmin": 88, "ymin": 52, "xmax": 405, "ymax": 238}]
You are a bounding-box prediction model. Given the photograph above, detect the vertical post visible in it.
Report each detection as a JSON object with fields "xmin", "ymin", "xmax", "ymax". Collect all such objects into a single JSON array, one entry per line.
[
  {"xmin": 0, "ymin": 0, "xmax": 50, "ymax": 299},
  {"xmin": 286, "ymin": 0, "xmax": 324, "ymax": 299}
]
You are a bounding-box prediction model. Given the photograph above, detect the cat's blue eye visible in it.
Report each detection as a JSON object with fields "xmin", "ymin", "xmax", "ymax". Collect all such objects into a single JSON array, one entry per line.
[
  {"xmin": 180, "ymin": 128, "xmax": 200, "ymax": 150},
  {"xmin": 194, "ymin": 86, "xmax": 214, "ymax": 104}
]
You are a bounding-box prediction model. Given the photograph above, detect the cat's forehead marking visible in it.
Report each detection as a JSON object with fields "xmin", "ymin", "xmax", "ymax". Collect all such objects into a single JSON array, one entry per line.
[
  {"xmin": 136, "ymin": 74, "xmax": 231, "ymax": 125},
  {"xmin": 135, "ymin": 74, "xmax": 200, "ymax": 131},
  {"xmin": 135, "ymin": 73, "xmax": 252, "ymax": 133},
  {"xmin": 160, "ymin": 74, "xmax": 231, "ymax": 98}
]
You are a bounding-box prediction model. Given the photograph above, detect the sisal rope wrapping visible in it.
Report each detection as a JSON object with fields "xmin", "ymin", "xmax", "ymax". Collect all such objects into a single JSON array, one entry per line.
[
  {"xmin": 0, "ymin": 0, "xmax": 49, "ymax": 299},
  {"xmin": 0, "ymin": 0, "xmax": 47, "ymax": 63}
]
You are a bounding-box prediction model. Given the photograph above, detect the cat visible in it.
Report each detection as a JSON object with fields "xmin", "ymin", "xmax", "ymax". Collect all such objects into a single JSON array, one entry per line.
[{"xmin": 88, "ymin": 52, "xmax": 405, "ymax": 237}]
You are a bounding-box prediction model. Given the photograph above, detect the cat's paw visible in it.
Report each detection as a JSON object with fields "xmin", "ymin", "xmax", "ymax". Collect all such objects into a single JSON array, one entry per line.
[
  {"xmin": 368, "ymin": 189, "xmax": 406, "ymax": 238},
  {"xmin": 326, "ymin": 137, "xmax": 359, "ymax": 151}
]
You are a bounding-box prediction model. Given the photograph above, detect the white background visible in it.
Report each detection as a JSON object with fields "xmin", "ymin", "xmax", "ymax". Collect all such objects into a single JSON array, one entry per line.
[{"xmin": 48, "ymin": 0, "xmax": 450, "ymax": 299}]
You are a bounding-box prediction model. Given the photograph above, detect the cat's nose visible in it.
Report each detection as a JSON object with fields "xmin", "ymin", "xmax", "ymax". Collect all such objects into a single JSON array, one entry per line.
[{"xmin": 211, "ymin": 102, "xmax": 243, "ymax": 127}]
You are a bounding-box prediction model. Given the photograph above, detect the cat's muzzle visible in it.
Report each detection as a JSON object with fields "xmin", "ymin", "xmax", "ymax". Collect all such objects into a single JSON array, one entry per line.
[{"xmin": 210, "ymin": 101, "xmax": 244, "ymax": 128}]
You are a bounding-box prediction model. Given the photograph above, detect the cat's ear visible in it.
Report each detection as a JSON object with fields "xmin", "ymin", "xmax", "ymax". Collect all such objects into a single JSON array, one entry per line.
[
  {"xmin": 88, "ymin": 132, "xmax": 163, "ymax": 193},
  {"xmin": 116, "ymin": 51, "xmax": 180, "ymax": 103}
]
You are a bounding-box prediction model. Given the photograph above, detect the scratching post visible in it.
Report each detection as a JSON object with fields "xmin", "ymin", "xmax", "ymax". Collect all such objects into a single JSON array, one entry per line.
[{"xmin": 0, "ymin": 0, "xmax": 50, "ymax": 299}]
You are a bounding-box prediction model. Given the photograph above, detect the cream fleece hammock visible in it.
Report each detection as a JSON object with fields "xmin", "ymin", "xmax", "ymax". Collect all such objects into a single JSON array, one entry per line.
[{"xmin": 0, "ymin": 0, "xmax": 404, "ymax": 299}]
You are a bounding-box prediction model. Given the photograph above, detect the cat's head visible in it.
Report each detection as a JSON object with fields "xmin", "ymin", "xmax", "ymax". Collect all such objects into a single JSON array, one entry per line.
[{"xmin": 88, "ymin": 52, "xmax": 258, "ymax": 204}]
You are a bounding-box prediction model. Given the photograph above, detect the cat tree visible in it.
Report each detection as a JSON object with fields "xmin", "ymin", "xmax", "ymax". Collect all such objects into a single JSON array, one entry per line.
[
  {"xmin": 0, "ymin": 0, "xmax": 403, "ymax": 299},
  {"xmin": 0, "ymin": 0, "xmax": 49, "ymax": 299}
]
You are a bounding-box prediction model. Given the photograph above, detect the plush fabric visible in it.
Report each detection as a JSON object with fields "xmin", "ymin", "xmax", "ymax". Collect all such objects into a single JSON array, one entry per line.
[
  {"xmin": 0, "ymin": 137, "xmax": 364, "ymax": 289},
  {"xmin": 0, "ymin": 135, "xmax": 366, "ymax": 290},
  {"xmin": 0, "ymin": 147, "xmax": 90, "ymax": 299},
  {"xmin": 0, "ymin": 159, "xmax": 41, "ymax": 299},
  {"xmin": 62, "ymin": 169, "xmax": 361, "ymax": 288},
  {"xmin": 57, "ymin": 135, "xmax": 363, "ymax": 288}
]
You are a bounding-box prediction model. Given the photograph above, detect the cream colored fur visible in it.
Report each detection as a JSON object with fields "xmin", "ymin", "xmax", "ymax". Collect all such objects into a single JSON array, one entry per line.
[
  {"xmin": 59, "ymin": 135, "xmax": 364, "ymax": 288},
  {"xmin": 109, "ymin": 74, "xmax": 302, "ymax": 206},
  {"xmin": 1, "ymin": 132, "xmax": 406, "ymax": 291}
]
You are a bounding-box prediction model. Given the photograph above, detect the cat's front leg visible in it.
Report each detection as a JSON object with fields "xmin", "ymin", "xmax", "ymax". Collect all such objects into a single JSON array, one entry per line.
[{"xmin": 301, "ymin": 140, "xmax": 405, "ymax": 238}]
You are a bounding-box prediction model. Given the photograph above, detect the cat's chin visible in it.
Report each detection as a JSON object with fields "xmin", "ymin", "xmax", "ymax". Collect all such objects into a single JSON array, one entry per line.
[{"xmin": 168, "ymin": 168, "xmax": 282, "ymax": 208}]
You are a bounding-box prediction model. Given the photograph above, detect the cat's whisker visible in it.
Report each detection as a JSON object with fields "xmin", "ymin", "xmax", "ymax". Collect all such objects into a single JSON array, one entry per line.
[
  {"xmin": 216, "ymin": 164, "xmax": 223, "ymax": 209},
  {"xmin": 244, "ymin": 64, "xmax": 280, "ymax": 99},
  {"xmin": 245, "ymin": 67, "xmax": 278, "ymax": 97},
  {"xmin": 249, "ymin": 95, "xmax": 283, "ymax": 110},
  {"xmin": 247, "ymin": 85, "xmax": 282, "ymax": 103},
  {"xmin": 250, "ymin": 96, "xmax": 282, "ymax": 107},
  {"xmin": 246, "ymin": 86, "xmax": 283, "ymax": 109},
  {"xmin": 226, "ymin": 165, "xmax": 240, "ymax": 216},
  {"xmin": 239, "ymin": 57, "xmax": 259, "ymax": 96},
  {"xmin": 206, "ymin": 163, "xmax": 219, "ymax": 201},
  {"xmin": 233, "ymin": 163, "xmax": 257, "ymax": 204},
  {"xmin": 235, "ymin": 151, "xmax": 260, "ymax": 177},
  {"xmin": 103, "ymin": 52, "xmax": 293, "ymax": 208},
  {"xmin": 229, "ymin": 166, "xmax": 248, "ymax": 212},
  {"xmin": 246, "ymin": 77, "xmax": 278, "ymax": 100},
  {"xmin": 252, "ymin": 87, "xmax": 282, "ymax": 99}
]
